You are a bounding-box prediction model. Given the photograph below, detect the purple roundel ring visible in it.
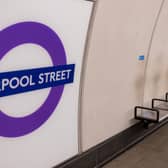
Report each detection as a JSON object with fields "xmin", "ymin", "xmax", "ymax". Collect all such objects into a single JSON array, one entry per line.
[{"xmin": 0, "ymin": 22, "xmax": 66, "ymax": 137}]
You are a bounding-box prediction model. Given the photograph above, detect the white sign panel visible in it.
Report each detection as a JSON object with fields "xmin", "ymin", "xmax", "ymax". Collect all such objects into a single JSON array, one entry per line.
[{"xmin": 0, "ymin": 0, "xmax": 93, "ymax": 167}]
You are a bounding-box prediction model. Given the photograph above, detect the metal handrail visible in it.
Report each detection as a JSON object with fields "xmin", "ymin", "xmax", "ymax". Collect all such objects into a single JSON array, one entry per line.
[
  {"xmin": 152, "ymin": 98, "xmax": 168, "ymax": 110},
  {"xmin": 134, "ymin": 106, "xmax": 159, "ymax": 123}
]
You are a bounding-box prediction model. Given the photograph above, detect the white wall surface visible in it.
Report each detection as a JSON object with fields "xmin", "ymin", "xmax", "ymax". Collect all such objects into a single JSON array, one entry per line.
[
  {"xmin": 0, "ymin": 0, "xmax": 93, "ymax": 167},
  {"xmin": 81, "ymin": 0, "xmax": 163, "ymax": 151},
  {"xmin": 144, "ymin": 0, "xmax": 168, "ymax": 104}
]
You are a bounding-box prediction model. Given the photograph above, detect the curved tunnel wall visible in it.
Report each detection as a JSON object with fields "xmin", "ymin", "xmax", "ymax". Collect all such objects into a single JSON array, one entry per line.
[
  {"xmin": 144, "ymin": 0, "xmax": 168, "ymax": 104},
  {"xmin": 81, "ymin": 0, "xmax": 165, "ymax": 151}
]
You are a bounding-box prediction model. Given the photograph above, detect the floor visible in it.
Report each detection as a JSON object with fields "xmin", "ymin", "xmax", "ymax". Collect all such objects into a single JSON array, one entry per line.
[{"xmin": 103, "ymin": 123, "xmax": 168, "ymax": 168}]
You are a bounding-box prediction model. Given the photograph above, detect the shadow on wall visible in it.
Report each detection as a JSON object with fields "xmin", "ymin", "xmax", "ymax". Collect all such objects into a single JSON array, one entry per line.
[
  {"xmin": 134, "ymin": 54, "xmax": 163, "ymax": 106},
  {"xmin": 165, "ymin": 66, "xmax": 168, "ymax": 92},
  {"xmin": 151, "ymin": 55, "xmax": 162, "ymax": 97},
  {"xmin": 134, "ymin": 74, "xmax": 144, "ymax": 104}
]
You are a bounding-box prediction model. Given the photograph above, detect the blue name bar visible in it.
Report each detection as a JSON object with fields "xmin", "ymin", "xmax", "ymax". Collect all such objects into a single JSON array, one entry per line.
[
  {"xmin": 138, "ymin": 55, "xmax": 145, "ymax": 61},
  {"xmin": 0, "ymin": 64, "xmax": 75, "ymax": 97}
]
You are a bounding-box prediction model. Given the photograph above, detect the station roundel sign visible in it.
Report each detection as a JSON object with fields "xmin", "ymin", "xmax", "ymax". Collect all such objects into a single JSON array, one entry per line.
[{"xmin": 0, "ymin": 22, "xmax": 67, "ymax": 137}]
